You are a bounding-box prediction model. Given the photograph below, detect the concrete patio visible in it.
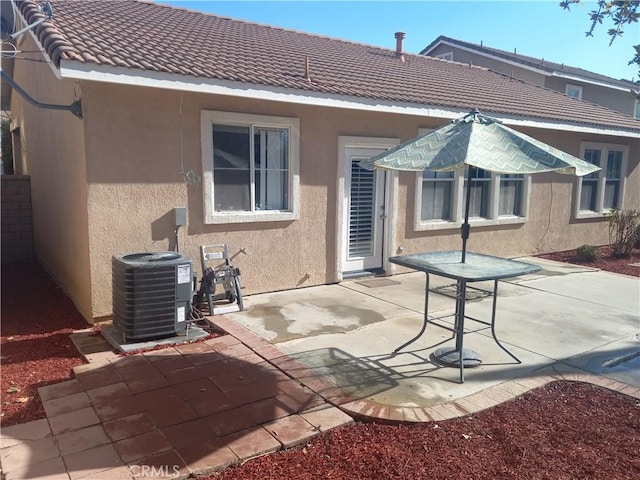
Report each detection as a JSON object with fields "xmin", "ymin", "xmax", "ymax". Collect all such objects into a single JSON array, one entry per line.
[
  {"xmin": 1, "ymin": 256, "xmax": 638, "ymax": 479},
  {"xmin": 229, "ymin": 256, "xmax": 640, "ymax": 410}
]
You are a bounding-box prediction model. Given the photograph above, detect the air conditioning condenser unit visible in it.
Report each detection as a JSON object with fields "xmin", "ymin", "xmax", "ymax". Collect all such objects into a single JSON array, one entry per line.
[{"xmin": 112, "ymin": 252, "xmax": 194, "ymax": 342}]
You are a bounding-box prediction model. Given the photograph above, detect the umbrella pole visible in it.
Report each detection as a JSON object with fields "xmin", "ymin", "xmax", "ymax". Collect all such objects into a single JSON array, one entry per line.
[{"xmin": 461, "ymin": 166, "xmax": 473, "ymax": 263}]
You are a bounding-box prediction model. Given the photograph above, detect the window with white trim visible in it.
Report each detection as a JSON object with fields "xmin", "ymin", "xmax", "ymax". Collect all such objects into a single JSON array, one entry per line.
[
  {"xmin": 565, "ymin": 84, "xmax": 583, "ymax": 99},
  {"xmin": 435, "ymin": 51, "xmax": 453, "ymax": 61},
  {"xmin": 634, "ymin": 99, "xmax": 640, "ymax": 119},
  {"xmin": 416, "ymin": 167, "xmax": 531, "ymax": 230},
  {"xmin": 420, "ymin": 170, "xmax": 455, "ymax": 221},
  {"xmin": 464, "ymin": 168, "xmax": 492, "ymax": 218},
  {"xmin": 576, "ymin": 142, "xmax": 628, "ymax": 218},
  {"xmin": 414, "ymin": 130, "xmax": 530, "ymax": 231},
  {"xmin": 201, "ymin": 111, "xmax": 300, "ymax": 224},
  {"xmin": 499, "ymin": 174, "xmax": 525, "ymax": 216}
]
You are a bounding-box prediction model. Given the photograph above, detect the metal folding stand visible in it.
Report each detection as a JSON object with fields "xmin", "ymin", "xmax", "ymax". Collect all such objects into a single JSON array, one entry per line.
[{"xmin": 195, "ymin": 244, "xmax": 243, "ymax": 315}]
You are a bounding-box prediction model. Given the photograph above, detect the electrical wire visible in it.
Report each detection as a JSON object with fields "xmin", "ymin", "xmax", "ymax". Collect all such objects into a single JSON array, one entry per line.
[
  {"xmin": 535, "ymin": 176, "xmax": 554, "ymax": 253},
  {"xmin": 177, "ymin": 91, "xmax": 201, "ymax": 186}
]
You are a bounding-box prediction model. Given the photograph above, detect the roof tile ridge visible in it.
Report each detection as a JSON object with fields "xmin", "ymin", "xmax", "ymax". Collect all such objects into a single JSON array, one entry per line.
[{"xmin": 16, "ymin": 0, "xmax": 79, "ymax": 66}]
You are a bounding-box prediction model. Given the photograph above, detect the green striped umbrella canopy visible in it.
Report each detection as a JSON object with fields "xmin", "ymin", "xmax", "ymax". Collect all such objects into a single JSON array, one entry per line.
[
  {"xmin": 359, "ymin": 109, "xmax": 600, "ymax": 262},
  {"xmin": 359, "ymin": 109, "xmax": 599, "ymax": 176}
]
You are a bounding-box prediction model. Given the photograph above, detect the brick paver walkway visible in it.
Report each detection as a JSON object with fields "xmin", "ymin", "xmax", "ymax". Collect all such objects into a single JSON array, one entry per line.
[{"xmin": 1, "ymin": 315, "xmax": 638, "ymax": 480}]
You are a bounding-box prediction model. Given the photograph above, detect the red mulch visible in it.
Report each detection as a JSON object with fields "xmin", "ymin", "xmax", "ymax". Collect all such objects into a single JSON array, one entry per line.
[
  {"xmin": 538, "ymin": 245, "xmax": 640, "ymax": 277},
  {"xmin": 1, "ymin": 261, "xmax": 89, "ymax": 427},
  {"xmin": 209, "ymin": 381, "xmax": 640, "ymax": 480},
  {"xmin": 2, "ymin": 258, "xmax": 639, "ymax": 479}
]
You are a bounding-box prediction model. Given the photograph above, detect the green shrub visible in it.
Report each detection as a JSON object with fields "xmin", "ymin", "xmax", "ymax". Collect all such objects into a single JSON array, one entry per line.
[
  {"xmin": 1, "ymin": 117, "xmax": 14, "ymax": 175},
  {"xmin": 606, "ymin": 209, "xmax": 640, "ymax": 258},
  {"xmin": 576, "ymin": 245, "xmax": 600, "ymax": 263}
]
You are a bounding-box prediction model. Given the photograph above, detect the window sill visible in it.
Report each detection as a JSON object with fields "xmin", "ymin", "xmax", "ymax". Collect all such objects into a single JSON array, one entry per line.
[
  {"xmin": 575, "ymin": 211, "xmax": 606, "ymax": 220},
  {"xmin": 414, "ymin": 219, "xmax": 460, "ymax": 232},
  {"xmin": 494, "ymin": 215, "xmax": 528, "ymax": 225},
  {"xmin": 467, "ymin": 216, "xmax": 527, "ymax": 228},
  {"xmin": 415, "ymin": 216, "xmax": 527, "ymax": 232},
  {"xmin": 205, "ymin": 210, "xmax": 298, "ymax": 224}
]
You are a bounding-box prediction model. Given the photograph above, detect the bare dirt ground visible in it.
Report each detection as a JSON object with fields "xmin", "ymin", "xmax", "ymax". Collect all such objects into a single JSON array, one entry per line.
[{"xmin": 1, "ymin": 254, "xmax": 639, "ymax": 479}]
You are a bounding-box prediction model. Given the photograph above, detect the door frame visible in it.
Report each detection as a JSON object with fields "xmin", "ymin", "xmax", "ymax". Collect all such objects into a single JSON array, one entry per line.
[{"xmin": 336, "ymin": 136, "xmax": 400, "ymax": 281}]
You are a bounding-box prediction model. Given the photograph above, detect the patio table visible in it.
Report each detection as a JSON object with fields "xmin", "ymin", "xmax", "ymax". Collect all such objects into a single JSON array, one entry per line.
[{"xmin": 389, "ymin": 250, "xmax": 541, "ymax": 383}]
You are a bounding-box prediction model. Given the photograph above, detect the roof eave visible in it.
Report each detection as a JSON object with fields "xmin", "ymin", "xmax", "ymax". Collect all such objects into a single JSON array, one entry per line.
[
  {"xmin": 422, "ymin": 39, "xmax": 552, "ymax": 75},
  {"xmin": 550, "ymin": 71, "xmax": 638, "ymax": 93},
  {"xmin": 422, "ymin": 38, "xmax": 635, "ymax": 93},
  {"xmin": 59, "ymin": 60, "xmax": 640, "ymax": 139}
]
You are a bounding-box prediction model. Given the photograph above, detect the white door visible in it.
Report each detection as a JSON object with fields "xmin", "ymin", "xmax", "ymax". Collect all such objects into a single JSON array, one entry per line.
[{"xmin": 342, "ymin": 147, "xmax": 386, "ymax": 273}]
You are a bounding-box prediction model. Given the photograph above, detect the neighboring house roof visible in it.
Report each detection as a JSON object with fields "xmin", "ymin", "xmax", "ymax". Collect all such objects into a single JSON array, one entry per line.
[
  {"xmin": 13, "ymin": 0, "xmax": 640, "ymax": 135},
  {"xmin": 420, "ymin": 35, "xmax": 640, "ymax": 95}
]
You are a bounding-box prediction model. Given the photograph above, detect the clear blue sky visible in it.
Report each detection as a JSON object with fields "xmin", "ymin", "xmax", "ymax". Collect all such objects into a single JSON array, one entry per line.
[{"xmin": 157, "ymin": 1, "xmax": 639, "ymax": 82}]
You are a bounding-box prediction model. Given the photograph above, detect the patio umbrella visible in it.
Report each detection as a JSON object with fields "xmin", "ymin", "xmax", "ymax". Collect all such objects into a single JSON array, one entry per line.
[{"xmin": 359, "ymin": 109, "xmax": 600, "ymax": 262}]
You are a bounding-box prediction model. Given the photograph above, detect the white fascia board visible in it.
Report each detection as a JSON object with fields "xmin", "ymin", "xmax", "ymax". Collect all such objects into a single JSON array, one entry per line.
[
  {"xmin": 550, "ymin": 71, "xmax": 634, "ymax": 93},
  {"xmin": 60, "ymin": 61, "xmax": 640, "ymax": 139},
  {"xmin": 58, "ymin": 60, "xmax": 465, "ymax": 117},
  {"xmin": 496, "ymin": 114, "xmax": 639, "ymax": 139}
]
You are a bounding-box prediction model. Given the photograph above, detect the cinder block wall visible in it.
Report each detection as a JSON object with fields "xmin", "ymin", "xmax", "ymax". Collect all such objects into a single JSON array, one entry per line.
[{"xmin": 1, "ymin": 176, "xmax": 33, "ymax": 263}]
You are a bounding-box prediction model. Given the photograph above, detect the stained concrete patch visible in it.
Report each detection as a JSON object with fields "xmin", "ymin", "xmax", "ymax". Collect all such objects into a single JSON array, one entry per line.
[
  {"xmin": 356, "ymin": 278, "xmax": 401, "ymax": 288},
  {"xmin": 229, "ymin": 284, "xmax": 408, "ymax": 343},
  {"xmin": 562, "ymin": 335, "xmax": 640, "ymax": 387}
]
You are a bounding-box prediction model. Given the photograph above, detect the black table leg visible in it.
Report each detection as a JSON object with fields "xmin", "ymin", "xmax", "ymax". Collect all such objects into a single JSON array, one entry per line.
[
  {"xmin": 490, "ymin": 280, "xmax": 521, "ymax": 364},
  {"xmin": 434, "ymin": 279, "xmax": 481, "ymax": 383}
]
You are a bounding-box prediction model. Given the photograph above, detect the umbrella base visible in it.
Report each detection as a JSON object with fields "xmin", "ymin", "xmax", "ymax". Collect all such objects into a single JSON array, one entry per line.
[{"xmin": 434, "ymin": 347, "xmax": 482, "ymax": 368}]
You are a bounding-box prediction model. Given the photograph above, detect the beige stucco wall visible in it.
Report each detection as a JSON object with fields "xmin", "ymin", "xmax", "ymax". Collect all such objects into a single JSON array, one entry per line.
[
  {"xmin": 9, "ymin": 33, "xmax": 92, "ymax": 321},
  {"xmin": 83, "ymin": 83, "xmax": 438, "ymax": 319},
  {"xmin": 80, "ymin": 81, "xmax": 639, "ymax": 321},
  {"xmin": 545, "ymin": 76, "xmax": 637, "ymax": 118}
]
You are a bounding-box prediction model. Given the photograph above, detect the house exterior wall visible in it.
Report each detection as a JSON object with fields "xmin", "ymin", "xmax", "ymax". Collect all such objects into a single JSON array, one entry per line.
[
  {"xmin": 81, "ymin": 81, "xmax": 639, "ymax": 322},
  {"xmin": 544, "ymin": 76, "xmax": 637, "ymax": 118},
  {"xmin": 426, "ymin": 45, "xmax": 638, "ymax": 118},
  {"xmin": 395, "ymin": 128, "xmax": 639, "ymax": 266},
  {"xmin": 9, "ymin": 33, "xmax": 92, "ymax": 321},
  {"xmin": 426, "ymin": 45, "xmax": 546, "ymax": 85}
]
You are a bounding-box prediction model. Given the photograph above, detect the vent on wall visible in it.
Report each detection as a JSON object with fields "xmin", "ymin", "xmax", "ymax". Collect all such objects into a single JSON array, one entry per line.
[{"xmin": 112, "ymin": 252, "xmax": 194, "ymax": 342}]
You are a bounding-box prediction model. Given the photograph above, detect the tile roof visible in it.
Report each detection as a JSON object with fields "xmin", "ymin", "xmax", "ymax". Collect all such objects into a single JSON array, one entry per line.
[
  {"xmin": 14, "ymin": 0, "xmax": 640, "ymax": 134},
  {"xmin": 421, "ymin": 35, "xmax": 640, "ymax": 91}
]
